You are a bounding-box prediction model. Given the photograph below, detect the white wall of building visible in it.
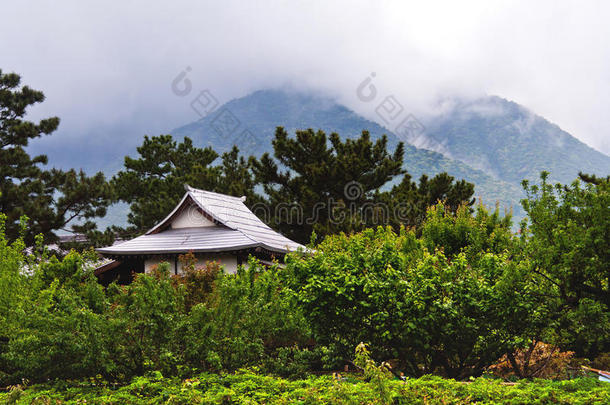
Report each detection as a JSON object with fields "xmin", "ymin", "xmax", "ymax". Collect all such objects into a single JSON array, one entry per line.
[
  {"xmin": 171, "ymin": 205, "xmax": 216, "ymax": 228},
  {"xmin": 143, "ymin": 204, "xmax": 241, "ymax": 275},
  {"xmin": 144, "ymin": 252, "xmax": 239, "ymax": 275}
]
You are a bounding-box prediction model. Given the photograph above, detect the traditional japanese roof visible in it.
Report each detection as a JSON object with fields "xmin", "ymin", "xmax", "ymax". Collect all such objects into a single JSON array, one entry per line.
[{"xmin": 97, "ymin": 186, "xmax": 304, "ymax": 256}]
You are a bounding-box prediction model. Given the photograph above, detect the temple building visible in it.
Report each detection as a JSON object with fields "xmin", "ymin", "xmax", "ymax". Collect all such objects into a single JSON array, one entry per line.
[{"xmin": 95, "ymin": 186, "xmax": 303, "ymax": 284}]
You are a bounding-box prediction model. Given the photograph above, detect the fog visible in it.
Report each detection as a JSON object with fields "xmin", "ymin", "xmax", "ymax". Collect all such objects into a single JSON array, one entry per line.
[{"xmin": 2, "ymin": 0, "xmax": 609, "ymax": 161}]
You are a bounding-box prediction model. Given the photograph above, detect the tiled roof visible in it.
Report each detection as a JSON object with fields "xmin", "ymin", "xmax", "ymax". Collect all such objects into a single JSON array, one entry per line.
[
  {"xmin": 97, "ymin": 227, "xmax": 258, "ymax": 255},
  {"xmin": 97, "ymin": 186, "xmax": 304, "ymax": 255}
]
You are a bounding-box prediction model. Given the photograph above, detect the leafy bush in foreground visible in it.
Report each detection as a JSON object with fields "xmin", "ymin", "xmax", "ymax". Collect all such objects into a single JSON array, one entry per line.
[
  {"xmin": 1, "ymin": 172, "xmax": 608, "ymax": 385},
  {"xmin": 284, "ymin": 205, "xmax": 539, "ymax": 378},
  {"xmin": 0, "ymin": 217, "xmax": 311, "ymax": 384},
  {"xmin": 175, "ymin": 258, "xmax": 312, "ymax": 374}
]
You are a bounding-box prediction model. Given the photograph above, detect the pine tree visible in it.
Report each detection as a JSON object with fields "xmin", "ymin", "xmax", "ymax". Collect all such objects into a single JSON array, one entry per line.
[
  {"xmin": 0, "ymin": 69, "xmax": 113, "ymax": 244},
  {"xmin": 112, "ymin": 135, "xmax": 260, "ymax": 237},
  {"xmin": 251, "ymin": 127, "xmax": 475, "ymax": 243},
  {"xmin": 250, "ymin": 127, "xmax": 405, "ymax": 243},
  {"xmin": 379, "ymin": 171, "xmax": 476, "ymax": 230}
]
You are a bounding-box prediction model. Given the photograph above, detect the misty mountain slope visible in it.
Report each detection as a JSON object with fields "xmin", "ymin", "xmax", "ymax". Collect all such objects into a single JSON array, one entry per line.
[
  {"xmin": 172, "ymin": 89, "xmax": 523, "ymax": 214},
  {"xmin": 425, "ymin": 96, "xmax": 610, "ymax": 184}
]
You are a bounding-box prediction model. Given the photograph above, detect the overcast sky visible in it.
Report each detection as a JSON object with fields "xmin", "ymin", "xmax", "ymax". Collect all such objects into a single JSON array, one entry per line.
[{"xmin": 2, "ymin": 0, "xmax": 610, "ymax": 159}]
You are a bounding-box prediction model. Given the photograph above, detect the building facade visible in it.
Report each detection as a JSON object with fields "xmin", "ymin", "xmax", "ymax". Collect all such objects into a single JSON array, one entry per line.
[{"xmin": 95, "ymin": 186, "xmax": 303, "ymax": 284}]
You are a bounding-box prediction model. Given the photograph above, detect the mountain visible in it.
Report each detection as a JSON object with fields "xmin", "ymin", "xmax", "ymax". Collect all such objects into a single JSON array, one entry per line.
[
  {"xmin": 424, "ymin": 96, "xmax": 610, "ymax": 185},
  {"xmin": 172, "ymin": 90, "xmax": 524, "ymax": 216},
  {"xmin": 61, "ymin": 89, "xmax": 609, "ymax": 231}
]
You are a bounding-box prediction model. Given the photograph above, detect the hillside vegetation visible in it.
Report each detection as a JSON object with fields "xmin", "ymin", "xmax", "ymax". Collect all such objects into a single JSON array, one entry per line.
[{"xmin": 427, "ymin": 96, "xmax": 610, "ymax": 185}]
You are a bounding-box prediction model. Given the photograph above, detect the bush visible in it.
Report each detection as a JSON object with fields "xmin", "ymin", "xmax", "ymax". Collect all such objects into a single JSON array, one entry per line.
[
  {"xmin": 521, "ymin": 172, "xmax": 610, "ymax": 357},
  {"xmin": 0, "ymin": 214, "xmax": 28, "ymax": 335},
  {"xmin": 105, "ymin": 263, "xmax": 184, "ymax": 378},
  {"xmin": 0, "ymin": 224, "xmax": 313, "ymax": 385},
  {"xmin": 2, "ymin": 278, "xmax": 112, "ymax": 383},
  {"xmin": 175, "ymin": 258, "xmax": 312, "ymax": 374},
  {"xmin": 261, "ymin": 345, "xmax": 326, "ymax": 378},
  {"xmin": 171, "ymin": 252, "xmax": 221, "ymax": 310},
  {"xmin": 0, "ymin": 240, "xmax": 114, "ymax": 385},
  {"xmin": 284, "ymin": 205, "xmax": 537, "ymax": 378},
  {"xmin": 421, "ymin": 204, "xmax": 513, "ymax": 259}
]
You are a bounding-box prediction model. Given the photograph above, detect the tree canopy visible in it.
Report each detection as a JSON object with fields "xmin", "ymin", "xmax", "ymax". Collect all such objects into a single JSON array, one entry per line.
[
  {"xmin": 112, "ymin": 135, "xmax": 261, "ymax": 237},
  {"xmin": 111, "ymin": 128, "xmax": 476, "ymax": 244},
  {"xmin": 520, "ymin": 171, "xmax": 610, "ymax": 356},
  {"xmin": 250, "ymin": 127, "xmax": 476, "ymax": 244}
]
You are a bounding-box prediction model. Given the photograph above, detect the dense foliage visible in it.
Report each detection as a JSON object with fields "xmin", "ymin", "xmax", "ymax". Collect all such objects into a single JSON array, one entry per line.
[
  {"xmin": 250, "ymin": 127, "xmax": 405, "ymax": 242},
  {"xmin": 284, "ymin": 205, "xmax": 534, "ymax": 378},
  {"xmin": 520, "ymin": 172, "xmax": 610, "ymax": 357},
  {"xmin": 1, "ymin": 173, "xmax": 608, "ymax": 389},
  {"xmin": 0, "ymin": 225, "xmax": 310, "ymax": 385},
  {"xmin": 250, "ymin": 127, "xmax": 475, "ymax": 244}
]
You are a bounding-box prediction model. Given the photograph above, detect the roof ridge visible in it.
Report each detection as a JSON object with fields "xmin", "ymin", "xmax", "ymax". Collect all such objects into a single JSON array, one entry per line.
[
  {"xmin": 187, "ymin": 191, "xmax": 239, "ymax": 231},
  {"xmin": 190, "ymin": 189, "xmax": 268, "ymax": 246},
  {"xmin": 189, "ymin": 190, "xmax": 303, "ymax": 250},
  {"xmin": 185, "ymin": 185, "xmax": 246, "ymax": 202}
]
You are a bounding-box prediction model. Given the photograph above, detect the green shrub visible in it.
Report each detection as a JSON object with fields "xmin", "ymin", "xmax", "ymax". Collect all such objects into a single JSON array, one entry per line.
[
  {"xmin": 105, "ymin": 262, "xmax": 184, "ymax": 377},
  {"xmin": 284, "ymin": 206, "xmax": 537, "ymax": 378},
  {"xmin": 2, "ymin": 280, "xmax": 111, "ymax": 383},
  {"xmin": 521, "ymin": 172, "xmax": 610, "ymax": 357},
  {"xmin": 172, "ymin": 252, "xmax": 221, "ymax": 310},
  {"xmin": 176, "ymin": 259, "xmax": 312, "ymax": 374},
  {"xmin": 1, "ymin": 243, "xmax": 114, "ymax": 385}
]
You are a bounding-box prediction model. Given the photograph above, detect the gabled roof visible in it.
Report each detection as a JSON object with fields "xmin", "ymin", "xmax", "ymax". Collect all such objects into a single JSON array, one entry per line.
[{"xmin": 97, "ymin": 186, "xmax": 304, "ymax": 256}]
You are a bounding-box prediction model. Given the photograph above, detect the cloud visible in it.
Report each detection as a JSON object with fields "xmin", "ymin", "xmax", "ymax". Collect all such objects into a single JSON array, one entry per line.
[{"xmin": 2, "ymin": 0, "xmax": 609, "ymax": 159}]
